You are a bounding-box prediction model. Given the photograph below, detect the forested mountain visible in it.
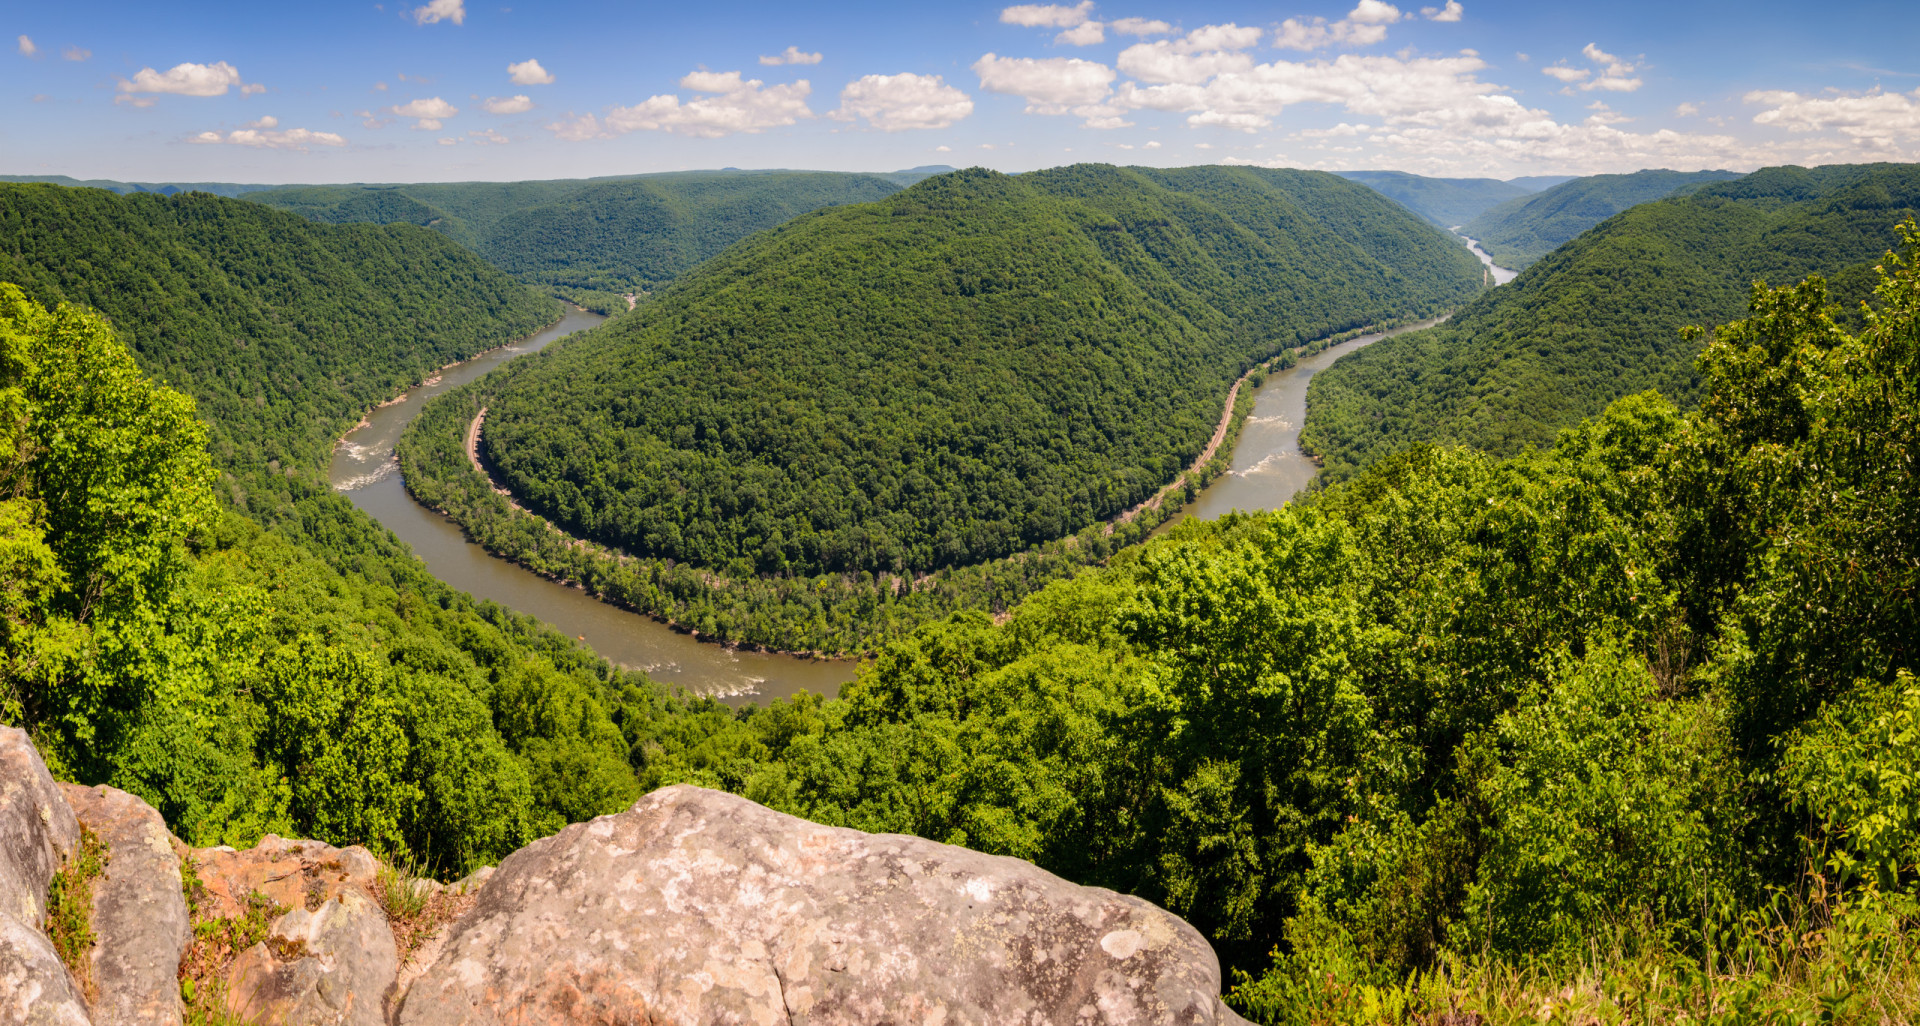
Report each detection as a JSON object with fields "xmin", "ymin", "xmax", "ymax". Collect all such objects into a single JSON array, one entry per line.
[
  {"xmin": 0, "ymin": 184, "xmax": 745, "ymax": 875},
  {"xmin": 1336, "ymin": 169, "xmax": 1532, "ymax": 228},
  {"xmin": 0, "ymin": 173, "xmax": 280, "ymax": 198},
  {"xmin": 442, "ymin": 164, "xmax": 1484, "ymax": 587},
  {"xmin": 0, "ymin": 183, "xmax": 558, "ymax": 469},
  {"xmin": 1462, "ymin": 167, "xmax": 1744, "ymax": 268},
  {"xmin": 1303, "ymin": 162, "xmax": 1920, "ymax": 482},
  {"xmin": 248, "ymin": 171, "xmax": 908, "ymax": 309}
]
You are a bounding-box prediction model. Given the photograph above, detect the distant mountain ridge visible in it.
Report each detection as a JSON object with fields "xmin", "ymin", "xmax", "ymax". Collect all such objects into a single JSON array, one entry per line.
[
  {"xmin": 1462, "ymin": 168, "xmax": 1745, "ymax": 269},
  {"xmin": 244, "ymin": 171, "xmax": 913, "ymax": 309},
  {"xmin": 1302, "ymin": 162, "xmax": 1920, "ymax": 481},
  {"xmin": 1335, "ymin": 170, "xmax": 1533, "ymax": 229}
]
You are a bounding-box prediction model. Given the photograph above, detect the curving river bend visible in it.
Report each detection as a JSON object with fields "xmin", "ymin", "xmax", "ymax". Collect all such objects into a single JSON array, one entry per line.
[
  {"xmin": 330, "ymin": 240, "xmax": 1515, "ymax": 706},
  {"xmin": 329, "ymin": 309, "xmax": 857, "ymax": 706}
]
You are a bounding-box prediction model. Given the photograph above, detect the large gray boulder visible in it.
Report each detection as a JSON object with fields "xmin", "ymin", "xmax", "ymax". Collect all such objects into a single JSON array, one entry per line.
[
  {"xmin": 398, "ymin": 784, "xmax": 1250, "ymax": 1026},
  {"xmin": 57, "ymin": 784, "xmax": 189, "ymax": 1026},
  {"xmin": 0, "ymin": 726, "xmax": 88, "ymax": 1026}
]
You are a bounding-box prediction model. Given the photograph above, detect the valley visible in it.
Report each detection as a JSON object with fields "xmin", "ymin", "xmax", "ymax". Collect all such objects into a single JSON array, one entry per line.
[{"xmin": 4, "ymin": 154, "xmax": 1918, "ymax": 1026}]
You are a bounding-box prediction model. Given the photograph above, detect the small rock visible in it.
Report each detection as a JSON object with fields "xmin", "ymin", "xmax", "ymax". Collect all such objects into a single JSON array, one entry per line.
[
  {"xmin": 225, "ymin": 890, "xmax": 396, "ymax": 1026},
  {"xmin": 188, "ymin": 837, "xmax": 381, "ymax": 921},
  {"xmin": 57, "ymin": 784, "xmax": 190, "ymax": 1026},
  {"xmin": 398, "ymin": 784, "xmax": 1250, "ymax": 1026}
]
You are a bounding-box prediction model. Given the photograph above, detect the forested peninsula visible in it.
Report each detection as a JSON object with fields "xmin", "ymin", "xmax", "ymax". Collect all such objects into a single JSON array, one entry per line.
[
  {"xmin": 1303, "ymin": 162, "xmax": 1920, "ymax": 481},
  {"xmin": 398, "ymin": 164, "xmax": 1486, "ymax": 652}
]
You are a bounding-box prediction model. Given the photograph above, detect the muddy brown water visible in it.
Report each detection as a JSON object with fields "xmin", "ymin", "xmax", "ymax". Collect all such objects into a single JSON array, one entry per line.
[
  {"xmin": 332, "ymin": 239, "xmax": 1513, "ymax": 704},
  {"xmin": 1158, "ymin": 235, "xmax": 1516, "ymax": 529},
  {"xmin": 328, "ymin": 309, "xmax": 857, "ymax": 707}
]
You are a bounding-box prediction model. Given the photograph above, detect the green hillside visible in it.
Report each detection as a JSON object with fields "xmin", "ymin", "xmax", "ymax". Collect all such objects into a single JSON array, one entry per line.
[
  {"xmin": 0, "ymin": 183, "xmax": 559, "ymax": 470},
  {"xmin": 248, "ymin": 171, "xmax": 908, "ymax": 308},
  {"xmin": 1302, "ymin": 162, "xmax": 1920, "ymax": 481},
  {"xmin": 0, "ymin": 184, "xmax": 732, "ymax": 872},
  {"xmin": 1337, "ymin": 169, "xmax": 1532, "ymax": 228},
  {"xmin": 435, "ymin": 164, "xmax": 1483, "ymax": 584},
  {"xmin": 1462, "ymin": 167, "xmax": 1744, "ymax": 268}
]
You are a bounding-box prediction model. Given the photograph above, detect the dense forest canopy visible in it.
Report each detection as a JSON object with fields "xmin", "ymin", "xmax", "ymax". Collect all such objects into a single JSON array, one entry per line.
[
  {"xmin": 0, "ymin": 183, "xmax": 558, "ymax": 470},
  {"xmin": 1461, "ymin": 167, "xmax": 1745, "ymax": 269},
  {"xmin": 605, "ymin": 226, "xmax": 1920, "ymax": 1020},
  {"xmin": 459, "ymin": 164, "xmax": 1485, "ymax": 580},
  {"xmin": 0, "ymin": 185, "xmax": 747, "ymax": 874},
  {"xmin": 1303, "ymin": 162, "xmax": 1920, "ymax": 482},
  {"xmin": 246, "ymin": 171, "xmax": 914, "ymax": 307},
  {"xmin": 1334, "ymin": 169, "xmax": 1533, "ymax": 229}
]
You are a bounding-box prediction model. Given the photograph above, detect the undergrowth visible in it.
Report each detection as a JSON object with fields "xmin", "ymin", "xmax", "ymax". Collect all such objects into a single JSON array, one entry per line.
[
  {"xmin": 177, "ymin": 857, "xmax": 292, "ymax": 1026},
  {"xmin": 1228, "ymin": 881, "xmax": 1920, "ymax": 1025},
  {"xmin": 45, "ymin": 825, "xmax": 109, "ymax": 1002}
]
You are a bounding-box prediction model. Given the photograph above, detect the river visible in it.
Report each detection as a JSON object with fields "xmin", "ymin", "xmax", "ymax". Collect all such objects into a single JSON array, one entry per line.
[
  {"xmin": 328, "ymin": 309, "xmax": 858, "ymax": 707},
  {"xmin": 332, "ymin": 239, "xmax": 1512, "ymax": 706},
  {"xmin": 1159, "ymin": 234, "xmax": 1515, "ymax": 527}
]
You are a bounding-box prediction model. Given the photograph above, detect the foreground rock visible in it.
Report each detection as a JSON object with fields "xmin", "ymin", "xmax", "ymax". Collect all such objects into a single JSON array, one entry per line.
[
  {"xmin": 57, "ymin": 784, "xmax": 190, "ymax": 1026},
  {"xmin": 1, "ymin": 726, "xmax": 88, "ymax": 1026},
  {"xmin": 187, "ymin": 836, "xmax": 395, "ymax": 1026},
  {"xmin": 398, "ymin": 784, "xmax": 1251, "ymax": 1026}
]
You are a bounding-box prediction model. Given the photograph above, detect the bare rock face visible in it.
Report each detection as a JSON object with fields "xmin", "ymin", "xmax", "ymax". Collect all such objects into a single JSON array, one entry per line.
[
  {"xmin": 0, "ymin": 726, "xmax": 89, "ymax": 1026},
  {"xmin": 224, "ymin": 890, "xmax": 397, "ymax": 1026},
  {"xmin": 188, "ymin": 837, "xmax": 382, "ymax": 923},
  {"xmin": 56, "ymin": 784, "xmax": 190, "ymax": 1026},
  {"xmin": 0, "ymin": 727, "xmax": 78, "ymax": 934},
  {"xmin": 187, "ymin": 836, "xmax": 398, "ymax": 1026},
  {"xmin": 398, "ymin": 784, "xmax": 1251, "ymax": 1026}
]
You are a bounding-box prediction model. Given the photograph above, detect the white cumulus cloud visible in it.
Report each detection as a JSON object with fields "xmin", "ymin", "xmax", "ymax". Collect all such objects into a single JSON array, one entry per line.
[
  {"xmin": 549, "ymin": 71, "xmax": 813, "ymax": 140},
  {"xmin": 412, "ymin": 0, "xmax": 464, "ymax": 24},
  {"xmin": 62, "ymin": 46, "xmax": 90, "ymax": 62},
  {"xmin": 1748, "ymin": 86, "xmax": 1920, "ymax": 150},
  {"xmin": 507, "ymin": 58, "xmax": 553, "ymax": 85},
  {"xmin": 1000, "ymin": 1, "xmax": 1094, "ymax": 27},
  {"xmin": 391, "ymin": 96, "xmax": 458, "ymax": 130},
  {"xmin": 468, "ymin": 128, "xmax": 510, "ymax": 144},
  {"xmin": 1111, "ymin": 17, "xmax": 1172, "ymax": 36},
  {"xmin": 118, "ymin": 61, "xmax": 247, "ymax": 97},
  {"xmin": 832, "ymin": 72, "xmax": 974, "ymax": 131},
  {"xmin": 16, "ymin": 35, "xmax": 36, "ymax": 57},
  {"xmin": 1274, "ymin": 3, "xmax": 1401, "ymax": 51},
  {"xmin": 758, "ymin": 46, "xmax": 823, "ymax": 66},
  {"xmin": 973, "ymin": 52, "xmax": 1116, "ymax": 112},
  {"xmin": 1577, "ymin": 43, "xmax": 1642, "ymax": 92},
  {"xmin": 1056, "ymin": 22, "xmax": 1105, "ymax": 46},
  {"xmin": 190, "ymin": 117, "xmax": 346, "ymax": 151},
  {"xmin": 483, "ymin": 94, "xmax": 533, "ymax": 114},
  {"xmin": 1420, "ymin": 0, "xmax": 1463, "ymax": 20}
]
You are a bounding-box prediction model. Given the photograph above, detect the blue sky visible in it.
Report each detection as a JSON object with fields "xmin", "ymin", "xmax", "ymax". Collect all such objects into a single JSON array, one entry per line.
[{"xmin": 5, "ymin": 0, "xmax": 1916, "ymax": 183}]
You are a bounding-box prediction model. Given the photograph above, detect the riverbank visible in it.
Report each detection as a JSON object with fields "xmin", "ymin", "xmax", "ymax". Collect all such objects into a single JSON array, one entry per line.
[{"xmin": 402, "ymin": 301, "xmax": 1464, "ymax": 660}]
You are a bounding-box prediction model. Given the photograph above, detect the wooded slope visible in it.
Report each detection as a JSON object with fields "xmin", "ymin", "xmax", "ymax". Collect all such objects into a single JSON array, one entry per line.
[
  {"xmin": 1462, "ymin": 167, "xmax": 1744, "ymax": 269},
  {"xmin": 0, "ymin": 183, "xmax": 558, "ymax": 470},
  {"xmin": 248, "ymin": 171, "xmax": 909, "ymax": 304},
  {"xmin": 1303, "ymin": 162, "xmax": 1920, "ymax": 481},
  {"xmin": 463, "ymin": 164, "xmax": 1486, "ymax": 579}
]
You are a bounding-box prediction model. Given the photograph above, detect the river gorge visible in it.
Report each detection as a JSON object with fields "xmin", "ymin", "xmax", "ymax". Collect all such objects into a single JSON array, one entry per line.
[{"xmin": 330, "ymin": 239, "xmax": 1516, "ymax": 706}]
